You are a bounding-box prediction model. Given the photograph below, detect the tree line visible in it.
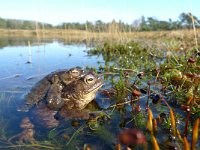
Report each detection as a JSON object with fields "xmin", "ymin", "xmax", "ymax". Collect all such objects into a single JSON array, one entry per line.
[{"xmin": 0, "ymin": 12, "xmax": 199, "ymax": 31}]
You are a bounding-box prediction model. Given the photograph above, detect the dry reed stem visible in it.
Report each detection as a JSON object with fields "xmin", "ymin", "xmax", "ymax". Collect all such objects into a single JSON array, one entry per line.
[
  {"xmin": 183, "ymin": 136, "xmax": 191, "ymax": 150},
  {"xmin": 170, "ymin": 109, "xmax": 176, "ymax": 136},
  {"xmin": 188, "ymin": 13, "xmax": 198, "ymax": 50},
  {"xmin": 191, "ymin": 118, "xmax": 199, "ymax": 150},
  {"xmin": 151, "ymin": 135, "xmax": 160, "ymax": 150},
  {"xmin": 146, "ymin": 108, "xmax": 153, "ymax": 134}
]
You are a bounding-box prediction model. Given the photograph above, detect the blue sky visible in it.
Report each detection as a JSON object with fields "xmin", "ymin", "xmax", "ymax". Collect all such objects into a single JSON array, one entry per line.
[{"xmin": 0, "ymin": 0, "xmax": 199, "ymax": 25}]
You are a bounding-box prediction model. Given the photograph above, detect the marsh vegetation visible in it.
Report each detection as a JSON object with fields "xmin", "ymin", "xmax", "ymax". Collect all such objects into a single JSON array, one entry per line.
[{"xmin": 0, "ymin": 12, "xmax": 199, "ymax": 150}]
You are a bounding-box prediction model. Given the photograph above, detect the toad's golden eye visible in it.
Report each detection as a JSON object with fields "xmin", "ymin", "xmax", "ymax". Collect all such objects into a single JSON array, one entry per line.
[{"xmin": 84, "ymin": 74, "xmax": 95, "ymax": 84}]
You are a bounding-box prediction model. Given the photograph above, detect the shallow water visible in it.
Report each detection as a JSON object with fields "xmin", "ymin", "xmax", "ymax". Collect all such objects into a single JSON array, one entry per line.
[{"xmin": 0, "ymin": 38, "xmax": 110, "ymax": 149}]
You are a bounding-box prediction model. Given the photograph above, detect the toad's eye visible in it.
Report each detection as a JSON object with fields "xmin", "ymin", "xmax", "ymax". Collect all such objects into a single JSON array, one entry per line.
[{"xmin": 84, "ymin": 74, "xmax": 95, "ymax": 84}]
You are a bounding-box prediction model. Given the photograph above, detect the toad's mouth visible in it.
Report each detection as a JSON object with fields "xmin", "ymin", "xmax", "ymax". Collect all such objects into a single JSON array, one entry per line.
[{"xmin": 84, "ymin": 79, "xmax": 103, "ymax": 94}]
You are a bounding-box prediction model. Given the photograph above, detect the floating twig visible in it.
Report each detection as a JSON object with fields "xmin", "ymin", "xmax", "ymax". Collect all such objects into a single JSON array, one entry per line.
[
  {"xmin": 113, "ymin": 67, "xmax": 137, "ymax": 72},
  {"xmin": 109, "ymin": 96, "xmax": 142, "ymax": 108}
]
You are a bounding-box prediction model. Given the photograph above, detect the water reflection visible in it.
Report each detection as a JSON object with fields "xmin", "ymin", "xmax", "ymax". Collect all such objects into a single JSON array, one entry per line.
[
  {"xmin": 0, "ymin": 37, "xmax": 104, "ymax": 145},
  {"xmin": 0, "ymin": 37, "xmax": 52, "ymax": 48},
  {"xmin": 0, "ymin": 36, "xmax": 96, "ymax": 49},
  {"xmin": 0, "ymin": 39, "xmax": 102, "ymax": 90}
]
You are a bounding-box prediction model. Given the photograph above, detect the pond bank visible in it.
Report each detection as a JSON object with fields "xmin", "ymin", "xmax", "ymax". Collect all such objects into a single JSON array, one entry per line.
[{"xmin": 0, "ymin": 29, "xmax": 199, "ymax": 48}]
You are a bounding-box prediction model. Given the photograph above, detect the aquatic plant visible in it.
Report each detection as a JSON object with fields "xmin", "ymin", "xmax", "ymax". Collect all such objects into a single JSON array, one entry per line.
[{"xmin": 87, "ymin": 39, "xmax": 199, "ymax": 149}]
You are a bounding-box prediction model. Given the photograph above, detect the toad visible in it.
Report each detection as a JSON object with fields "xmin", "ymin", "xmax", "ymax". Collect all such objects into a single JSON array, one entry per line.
[{"xmin": 18, "ymin": 67, "xmax": 84, "ymax": 112}]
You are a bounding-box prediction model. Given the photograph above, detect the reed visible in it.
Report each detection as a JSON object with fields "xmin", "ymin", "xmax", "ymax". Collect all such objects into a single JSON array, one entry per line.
[{"xmin": 0, "ymin": 29, "xmax": 199, "ymax": 47}]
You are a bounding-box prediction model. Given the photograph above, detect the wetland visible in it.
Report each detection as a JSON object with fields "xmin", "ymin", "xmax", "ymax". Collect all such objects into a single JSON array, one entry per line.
[{"xmin": 0, "ymin": 32, "xmax": 199, "ymax": 149}]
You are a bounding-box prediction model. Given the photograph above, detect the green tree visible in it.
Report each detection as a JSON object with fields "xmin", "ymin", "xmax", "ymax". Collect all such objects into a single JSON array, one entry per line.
[
  {"xmin": 140, "ymin": 16, "xmax": 150, "ymax": 31},
  {"xmin": 179, "ymin": 12, "xmax": 199, "ymax": 28},
  {"xmin": 6, "ymin": 20, "xmax": 16, "ymax": 29},
  {"xmin": 147, "ymin": 17, "xmax": 159, "ymax": 31},
  {"xmin": 0, "ymin": 18, "xmax": 6, "ymax": 28},
  {"xmin": 21, "ymin": 21, "xmax": 34, "ymax": 29},
  {"xmin": 95, "ymin": 20, "xmax": 105, "ymax": 32},
  {"xmin": 157, "ymin": 21, "xmax": 170, "ymax": 30},
  {"xmin": 85, "ymin": 21, "xmax": 94, "ymax": 31}
]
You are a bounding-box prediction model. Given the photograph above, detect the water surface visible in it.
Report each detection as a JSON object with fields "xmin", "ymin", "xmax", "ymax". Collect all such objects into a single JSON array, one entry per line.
[
  {"xmin": 0, "ymin": 38, "xmax": 107, "ymax": 149},
  {"xmin": 0, "ymin": 40, "xmax": 102, "ymax": 91}
]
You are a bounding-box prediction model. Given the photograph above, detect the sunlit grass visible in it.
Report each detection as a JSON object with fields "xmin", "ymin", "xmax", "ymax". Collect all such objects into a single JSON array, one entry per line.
[{"xmin": 0, "ymin": 28, "xmax": 199, "ymax": 48}]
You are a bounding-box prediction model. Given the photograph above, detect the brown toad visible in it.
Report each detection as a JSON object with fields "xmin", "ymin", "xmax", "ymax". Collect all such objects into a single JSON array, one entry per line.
[{"xmin": 18, "ymin": 67, "xmax": 84, "ymax": 111}]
